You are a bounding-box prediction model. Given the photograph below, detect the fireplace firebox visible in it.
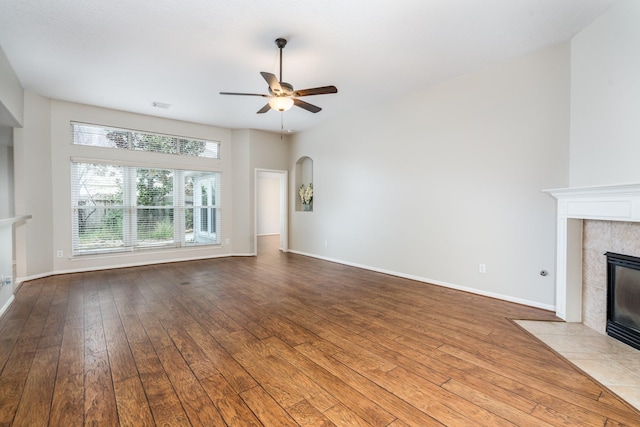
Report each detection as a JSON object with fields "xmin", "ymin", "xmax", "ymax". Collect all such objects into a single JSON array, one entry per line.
[{"xmin": 606, "ymin": 252, "xmax": 640, "ymax": 351}]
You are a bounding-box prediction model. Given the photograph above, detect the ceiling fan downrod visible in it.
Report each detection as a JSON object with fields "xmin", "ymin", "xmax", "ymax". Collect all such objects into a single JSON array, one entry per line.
[{"xmin": 275, "ymin": 38, "xmax": 287, "ymax": 83}]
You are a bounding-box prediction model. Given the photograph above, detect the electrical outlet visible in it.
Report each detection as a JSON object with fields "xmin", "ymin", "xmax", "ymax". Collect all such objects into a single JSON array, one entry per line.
[
  {"xmin": 57, "ymin": 250, "xmax": 63, "ymax": 258},
  {"xmin": 225, "ymin": 238, "xmax": 230, "ymax": 245},
  {"xmin": 479, "ymin": 263, "xmax": 486, "ymax": 274},
  {"xmin": 324, "ymin": 240, "xmax": 328, "ymax": 247}
]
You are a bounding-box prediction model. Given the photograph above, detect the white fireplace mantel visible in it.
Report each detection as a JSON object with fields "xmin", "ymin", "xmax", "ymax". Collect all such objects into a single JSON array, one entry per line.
[{"xmin": 544, "ymin": 183, "xmax": 640, "ymax": 321}]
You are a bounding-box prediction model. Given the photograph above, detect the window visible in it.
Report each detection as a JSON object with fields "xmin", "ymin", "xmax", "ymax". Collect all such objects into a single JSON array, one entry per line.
[
  {"xmin": 71, "ymin": 122, "xmax": 220, "ymax": 159},
  {"xmin": 71, "ymin": 162, "xmax": 220, "ymax": 255},
  {"xmin": 190, "ymin": 173, "xmax": 219, "ymax": 243},
  {"xmin": 70, "ymin": 122, "xmax": 222, "ymax": 256}
]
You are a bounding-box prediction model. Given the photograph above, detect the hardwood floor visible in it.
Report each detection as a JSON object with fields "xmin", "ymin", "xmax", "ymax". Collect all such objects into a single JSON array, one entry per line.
[{"xmin": 1, "ymin": 236, "xmax": 639, "ymax": 426}]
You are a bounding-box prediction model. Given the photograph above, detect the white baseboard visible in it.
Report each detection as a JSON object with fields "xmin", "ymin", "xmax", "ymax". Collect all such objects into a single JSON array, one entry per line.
[
  {"xmin": 287, "ymin": 249, "xmax": 555, "ymax": 312},
  {"xmin": 15, "ymin": 252, "xmax": 255, "ymax": 286},
  {"xmin": 13, "ymin": 249, "xmax": 555, "ymax": 314},
  {"xmin": 0, "ymin": 295, "xmax": 14, "ymax": 319}
]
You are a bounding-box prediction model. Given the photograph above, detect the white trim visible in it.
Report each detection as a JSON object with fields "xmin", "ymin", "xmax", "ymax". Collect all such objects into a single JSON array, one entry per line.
[
  {"xmin": 287, "ymin": 250, "xmax": 555, "ymax": 312},
  {"xmin": 0, "ymin": 215, "xmax": 32, "ymax": 226},
  {"xmin": 0, "ymin": 295, "xmax": 14, "ymax": 319},
  {"xmin": 13, "ymin": 247, "xmax": 554, "ymax": 313},
  {"xmin": 71, "ymin": 156, "xmax": 221, "ymax": 173},
  {"xmin": 544, "ymin": 182, "xmax": 640, "ymax": 222}
]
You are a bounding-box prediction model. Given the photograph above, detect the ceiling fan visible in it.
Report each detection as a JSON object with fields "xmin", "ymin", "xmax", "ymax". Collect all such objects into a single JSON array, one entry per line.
[{"xmin": 220, "ymin": 38, "xmax": 338, "ymax": 114}]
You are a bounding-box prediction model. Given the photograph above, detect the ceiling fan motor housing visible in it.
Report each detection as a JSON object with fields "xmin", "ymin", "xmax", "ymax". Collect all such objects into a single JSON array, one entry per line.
[{"xmin": 270, "ymin": 82, "xmax": 294, "ymax": 96}]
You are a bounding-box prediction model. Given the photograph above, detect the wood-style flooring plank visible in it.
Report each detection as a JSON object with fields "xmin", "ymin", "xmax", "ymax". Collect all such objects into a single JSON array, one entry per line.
[
  {"xmin": 49, "ymin": 322, "xmax": 84, "ymax": 426},
  {"xmin": 0, "ymin": 338, "xmax": 39, "ymax": 425},
  {"xmin": 441, "ymin": 378, "xmax": 556, "ymax": 426},
  {"xmin": 103, "ymin": 318, "xmax": 138, "ymax": 382},
  {"xmin": 287, "ymin": 399, "xmax": 337, "ymax": 427},
  {"xmin": 200, "ymin": 373, "xmax": 264, "ymax": 426},
  {"xmin": 113, "ymin": 375, "xmax": 155, "ymax": 427},
  {"xmin": 138, "ymin": 371, "xmax": 191, "ymax": 426},
  {"xmin": 162, "ymin": 323, "xmax": 221, "ymax": 380},
  {"xmin": 465, "ymin": 362, "xmax": 640, "ymax": 425},
  {"xmin": 49, "ymin": 372, "xmax": 83, "ymax": 427},
  {"xmin": 154, "ymin": 344, "xmax": 227, "ymax": 426},
  {"xmin": 129, "ymin": 339, "xmax": 192, "ymax": 426},
  {"xmin": 84, "ymin": 350, "xmax": 118, "ymax": 426},
  {"xmin": 323, "ymin": 403, "xmax": 378, "ymax": 427},
  {"xmin": 180, "ymin": 321, "xmax": 258, "ymax": 393},
  {"xmin": 294, "ymin": 342, "xmax": 439, "ymax": 427},
  {"xmin": 240, "ymin": 385, "xmax": 299, "ymax": 427},
  {"xmin": 11, "ymin": 344, "xmax": 59, "ymax": 427}
]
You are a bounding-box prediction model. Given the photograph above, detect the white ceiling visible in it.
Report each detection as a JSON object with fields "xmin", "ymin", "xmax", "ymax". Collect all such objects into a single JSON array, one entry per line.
[{"xmin": 0, "ymin": 0, "xmax": 616, "ymax": 134}]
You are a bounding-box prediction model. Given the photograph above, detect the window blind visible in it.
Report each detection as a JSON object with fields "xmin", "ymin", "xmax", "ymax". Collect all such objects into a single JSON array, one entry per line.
[{"xmin": 71, "ymin": 162, "xmax": 220, "ymax": 256}]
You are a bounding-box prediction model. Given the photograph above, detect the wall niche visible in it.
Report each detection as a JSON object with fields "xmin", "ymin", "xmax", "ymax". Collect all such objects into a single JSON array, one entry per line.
[{"xmin": 295, "ymin": 156, "xmax": 313, "ymax": 212}]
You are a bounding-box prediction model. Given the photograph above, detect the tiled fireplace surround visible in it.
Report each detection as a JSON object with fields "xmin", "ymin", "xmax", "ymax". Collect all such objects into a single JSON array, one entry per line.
[{"xmin": 582, "ymin": 219, "xmax": 640, "ymax": 333}]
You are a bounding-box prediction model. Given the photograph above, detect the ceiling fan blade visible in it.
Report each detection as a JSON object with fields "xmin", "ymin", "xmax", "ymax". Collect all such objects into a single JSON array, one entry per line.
[
  {"xmin": 292, "ymin": 86, "xmax": 338, "ymax": 97},
  {"xmin": 220, "ymin": 92, "xmax": 269, "ymax": 97},
  {"xmin": 257, "ymin": 103, "xmax": 271, "ymax": 114},
  {"xmin": 293, "ymin": 98, "xmax": 322, "ymax": 113},
  {"xmin": 260, "ymin": 72, "xmax": 283, "ymax": 94}
]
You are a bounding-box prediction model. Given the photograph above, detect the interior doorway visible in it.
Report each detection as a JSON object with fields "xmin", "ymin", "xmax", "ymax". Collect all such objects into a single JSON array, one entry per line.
[{"xmin": 254, "ymin": 169, "xmax": 288, "ymax": 255}]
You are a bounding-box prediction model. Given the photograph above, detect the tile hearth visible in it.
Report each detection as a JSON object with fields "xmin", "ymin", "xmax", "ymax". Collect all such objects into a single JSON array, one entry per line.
[{"xmin": 516, "ymin": 320, "xmax": 640, "ymax": 411}]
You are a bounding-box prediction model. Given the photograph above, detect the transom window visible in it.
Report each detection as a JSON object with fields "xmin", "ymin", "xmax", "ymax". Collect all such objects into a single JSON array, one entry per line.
[{"xmin": 71, "ymin": 122, "xmax": 220, "ymax": 159}]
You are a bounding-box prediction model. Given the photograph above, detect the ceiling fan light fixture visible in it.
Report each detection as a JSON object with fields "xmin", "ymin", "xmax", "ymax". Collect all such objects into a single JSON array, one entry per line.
[{"xmin": 269, "ymin": 96, "xmax": 294, "ymax": 112}]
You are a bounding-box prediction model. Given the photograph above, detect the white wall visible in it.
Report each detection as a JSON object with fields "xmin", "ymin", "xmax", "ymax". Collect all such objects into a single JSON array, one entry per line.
[
  {"xmin": 0, "ymin": 128, "xmax": 14, "ymax": 218},
  {"xmin": 231, "ymin": 129, "xmax": 252, "ymax": 254},
  {"xmin": 0, "ymin": 45, "xmax": 23, "ymax": 127},
  {"xmin": 13, "ymin": 92, "xmax": 53, "ymax": 279},
  {"xmin": 257, "ymin": 173, "xmax": 281, "ymax": 235},
  {"xmin": 250, "ymin": 131, "xmax": 289, "ymax": 241},
  {"xmin": 232, "ymin": 129, "xmax": 290, "ymax": 254},
  {"xmin": 290, "ymin": 43, "xmax": 570, "ymax": 308},
  {"xmin": 570, "ymin": 0, "xmax": 640, "ymax": 187}
]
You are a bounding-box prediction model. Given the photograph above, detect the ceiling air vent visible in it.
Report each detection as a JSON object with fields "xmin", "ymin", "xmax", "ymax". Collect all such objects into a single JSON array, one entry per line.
[{"xmin": 152, "ymin": 101, "xmax": 171, "ymax": 109}]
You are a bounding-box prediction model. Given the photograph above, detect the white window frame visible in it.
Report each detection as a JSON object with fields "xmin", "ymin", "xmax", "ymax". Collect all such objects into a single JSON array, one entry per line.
[
  {"xmin": 193, "ymin": 175, "xmax": 219, "ymax": 242},
  {"xmin": 71, "ymin": 162, "xmax": 221, "ymax": 256}
]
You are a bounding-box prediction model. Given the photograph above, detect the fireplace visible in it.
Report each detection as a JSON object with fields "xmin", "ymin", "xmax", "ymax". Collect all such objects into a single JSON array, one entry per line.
[
  {"xmin": 606, "ymin": 252, "xmax": 640, "ymax": 350},
  {"xmin": 545, "ymin": 183, "xmax": 640, "ymax": 323}
]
